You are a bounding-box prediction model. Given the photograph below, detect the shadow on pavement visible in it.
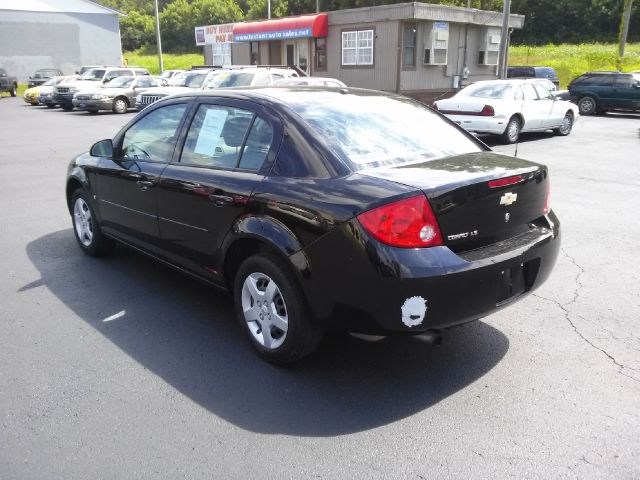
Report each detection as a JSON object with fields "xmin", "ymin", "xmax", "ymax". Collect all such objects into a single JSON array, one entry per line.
[{"xmin": 23, "ymin": 229, "xmax": 509, "ymax": 437}]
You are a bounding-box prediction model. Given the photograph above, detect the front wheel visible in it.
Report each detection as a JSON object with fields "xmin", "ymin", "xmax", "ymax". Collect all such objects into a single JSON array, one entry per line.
[
  {"xmin": 10, "ymin": 85, "xmax": 17, "ymax": 97},
  {"xmin": 554, "ymin": 111, "xmax": 574, "ymax": 136},
  {"xmin": 233, "ymin": 253, "xmax": 323, "ymax": 364},
  {"xmin": 578, "ymin": 96, "xmax": 597, "ymax": 115},
  {"xmin": 501, "ymin": 116, "xmax": 521, "ymax": 144},
  {"xmin": 112, "ymin": 97, "xmax": 128, "ymax": 114},
  {"xmin": 71, "ymin": 189, "xmax": 115, "ymax": 256}
]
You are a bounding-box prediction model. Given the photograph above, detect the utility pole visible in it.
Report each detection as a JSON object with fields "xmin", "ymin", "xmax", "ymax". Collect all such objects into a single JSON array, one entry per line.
[
  {"xmin": 617, "ymin": 0, "xmax": 635, "ymax": 71},
  {"xmin": 268, "ymin": 0, "xmax": 271, "ymax": 19},
  {"xmin": 154, "ymin": 0, "xmax": 164, "ymax": 73},
  {"xmin": 497, "ymin": 0, "xmax": 511, "ymax": 79}
]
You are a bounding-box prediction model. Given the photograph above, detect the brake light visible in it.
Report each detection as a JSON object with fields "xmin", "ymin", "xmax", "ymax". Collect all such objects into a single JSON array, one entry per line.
[
  {"xmin": 479, "ymin": 104, "xmax": 495, "ymax": 116},
  {"xmin": 357, "ymin": 195, "xmax": 443, "ymax": 248},
  {"xmin": 543, "ymin": 179, "xmax": 551, "ymax": 215},
  {"xmin": 488, "ymin": 175, "xmax": 524, "ymax": 188}
]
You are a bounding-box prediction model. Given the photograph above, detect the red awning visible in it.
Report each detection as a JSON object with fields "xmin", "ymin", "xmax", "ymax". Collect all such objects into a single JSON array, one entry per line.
[{"xmin": 233, "ymin": 14, "xmax": 328, "ymax": 42}]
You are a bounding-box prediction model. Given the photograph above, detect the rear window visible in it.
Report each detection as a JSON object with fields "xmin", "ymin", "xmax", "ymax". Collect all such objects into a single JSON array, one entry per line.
[
  {"xmin": 535, "ymin": 67, "xmax": 557, "ymax": 78},
  {"xmin": 206, "ymin": 72, "xmax": 256, "ymax": 89},
  {"xmin": 458, "ymin": 82, "xmax": 514, "ymax": 99},
  {"xmin": 507, "ymin": 67, "xmax": 535, "ymax": 78},
  {"xmin": 278, "ymin": 92, "xmax": 482, "ymax": 169},
  {"xmin": 572, "ymin": 74, "xmax": 616, "ymax": 86}
]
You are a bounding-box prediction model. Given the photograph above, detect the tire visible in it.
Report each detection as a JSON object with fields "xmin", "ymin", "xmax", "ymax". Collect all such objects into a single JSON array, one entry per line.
[
  {"xmin": 62, "ymin": 105, "xmax": 73, "ymax": 111},
  {"xmin": 501, "ymin": 116, "xmax": 521, "ymax": 144},
  {"xmin": 46, "ymin": 104, "xmax": 56, "ymax": 108},
  {"xmin": 233, "ymin": 253, "xmax": 323, "ymax": 364},
  {"xmin": 112, "ymin": 97, "xmax": 128, "ymax": 114},
  {"xmin": 87, "ymin": 109, "xmax": 99, "ymax": 114},
  {"xmin": 71, "ymin": 188, "xmax": 115, "ymax": 256},
  {"xmin": 554, "ymin": 111, "xmax": 574, "ymax": 136},
  {"xmin": 578, "ymin": 96, "xmax": 597, "ymax": 115},
  {"xmin": 10, "ymin": 84, "xmax": 17, "ymax": 97}
]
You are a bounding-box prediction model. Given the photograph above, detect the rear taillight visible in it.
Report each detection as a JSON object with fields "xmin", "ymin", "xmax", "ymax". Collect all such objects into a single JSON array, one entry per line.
[
  {"xmin": 479, "ymin": 104, "xmax": 495, "ymax": 116},
  {"xmin": 357, "ymin": 195, "xmax": 443, "ymax": 248},
  {"xmin": 543, "ymin": 180, "xmax": 551, "ymax": 215}
]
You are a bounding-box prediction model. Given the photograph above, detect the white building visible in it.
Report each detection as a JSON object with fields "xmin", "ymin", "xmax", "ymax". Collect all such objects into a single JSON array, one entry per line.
[{"xmin": 0, "ymin": 0, "xmax": 124, "ymax": 82}]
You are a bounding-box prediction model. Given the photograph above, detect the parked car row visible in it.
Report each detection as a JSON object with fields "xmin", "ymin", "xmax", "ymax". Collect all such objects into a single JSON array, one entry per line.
[{"xmin": 434, "ymin": 78, "xmax": 579, "ymax": 144}]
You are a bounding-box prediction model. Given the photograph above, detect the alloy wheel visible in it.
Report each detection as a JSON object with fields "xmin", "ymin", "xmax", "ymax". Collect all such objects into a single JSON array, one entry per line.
[
  {"xmin": 73, "ymin": 197, "xmax": 93, "ymax": 247},
  {"xmin": 241, "ymin": 272, "xmax": 288, "ymax": 349}
]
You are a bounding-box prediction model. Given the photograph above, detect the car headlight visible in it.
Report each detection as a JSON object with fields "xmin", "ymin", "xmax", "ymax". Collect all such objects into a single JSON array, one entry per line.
[
  {"xmin": 91, "ymin": 94, "xmax": 107, "ymax": 100},
  {"xmin": 135, "ymin": 94, "xmax": 142, "ymax": 102}
]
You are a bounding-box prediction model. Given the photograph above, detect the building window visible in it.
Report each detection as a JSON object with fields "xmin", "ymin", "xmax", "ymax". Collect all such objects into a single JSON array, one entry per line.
[
  {"xmin": 341, "ymin": 29, "xmax": 373, "ymax": 66},
  {"xmin": 250, "ymin": 42, "xmax": 260, "ymax": 65},
  {"xmin": 403, "ymin": 23, "xmax": 417, "ymax": 68},
  {"xmin": 315, "ymin": 38, "xmax": 327, "ymax": 71},
  {"xmin": 212, "ymin": 43, "xmax": 231, "ymax": 66}
]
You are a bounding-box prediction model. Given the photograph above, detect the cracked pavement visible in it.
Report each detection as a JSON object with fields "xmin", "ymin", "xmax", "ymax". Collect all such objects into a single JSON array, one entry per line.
[{"xmin": 1, "ymin": 99, "xmax": 639, "ymax": 479}]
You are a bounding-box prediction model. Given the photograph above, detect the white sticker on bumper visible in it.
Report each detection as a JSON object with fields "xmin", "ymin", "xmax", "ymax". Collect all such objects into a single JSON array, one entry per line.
[{"xmin": 401, "ymin": 296, "xmax": 427, "ymax": 328}]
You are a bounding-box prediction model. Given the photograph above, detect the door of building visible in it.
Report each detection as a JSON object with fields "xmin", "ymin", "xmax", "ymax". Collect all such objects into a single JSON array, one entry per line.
[{"xmin": 281, "ymin": 39, "xmax": 310, "ymax": 74}]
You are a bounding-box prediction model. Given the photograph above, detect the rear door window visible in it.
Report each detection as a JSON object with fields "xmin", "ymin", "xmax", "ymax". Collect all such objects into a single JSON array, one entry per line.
[{"xmin": 180, "ymin": 104, "xmax": 274, "ymax": 171}]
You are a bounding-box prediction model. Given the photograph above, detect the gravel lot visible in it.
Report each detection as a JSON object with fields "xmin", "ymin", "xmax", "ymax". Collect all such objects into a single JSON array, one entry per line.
[{"xmin": 1, "ymin": 97, "xmax": 639, "ymax": 479}]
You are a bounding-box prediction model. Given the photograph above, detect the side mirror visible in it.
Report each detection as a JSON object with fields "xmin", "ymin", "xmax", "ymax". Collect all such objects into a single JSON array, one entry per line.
[
  {"xmin": 90, "ymin": 139, "xmax": 113, "ymax": 158},
  {"xmin": 1, "ymin": 72, "xmax": 6, "ymax": 77}
]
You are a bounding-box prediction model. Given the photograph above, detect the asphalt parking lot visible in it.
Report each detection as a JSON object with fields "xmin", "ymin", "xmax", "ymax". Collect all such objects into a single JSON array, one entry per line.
[{"xmin": 1, "ymin": 97, "xmax": 639, "ymax": 479}]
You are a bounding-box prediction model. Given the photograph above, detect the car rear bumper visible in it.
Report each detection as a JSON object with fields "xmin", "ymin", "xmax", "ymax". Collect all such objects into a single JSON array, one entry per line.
[
  {"xmin": 442, "ymin": 114, "xmax": 507, "ymax": 135},
  {"xmin": 299, "ymin": 211, "xmax": 560, "ymax": 334}
]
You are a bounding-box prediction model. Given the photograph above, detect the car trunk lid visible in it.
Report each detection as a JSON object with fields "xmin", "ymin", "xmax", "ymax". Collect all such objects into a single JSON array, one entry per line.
[{"xmin": 358, "ymin": 151, "xmax": 549, "ymax": 253}]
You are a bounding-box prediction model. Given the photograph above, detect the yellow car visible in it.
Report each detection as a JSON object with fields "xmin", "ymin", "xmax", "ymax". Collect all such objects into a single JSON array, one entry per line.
[{"xmin": 23, "ymin": 85, "xmax": 43, "ymax": 105}]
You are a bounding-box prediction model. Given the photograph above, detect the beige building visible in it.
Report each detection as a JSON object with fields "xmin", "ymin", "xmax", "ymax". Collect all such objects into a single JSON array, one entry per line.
[{"xmin": 199, "ymin": 2, "xmax": 524, "ymax": 102}]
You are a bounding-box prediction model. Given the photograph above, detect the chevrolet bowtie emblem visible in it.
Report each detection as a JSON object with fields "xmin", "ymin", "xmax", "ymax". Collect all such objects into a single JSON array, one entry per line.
[{"xmin": 500, "ymin": 192, "xmax": 518, "ymax": 206}]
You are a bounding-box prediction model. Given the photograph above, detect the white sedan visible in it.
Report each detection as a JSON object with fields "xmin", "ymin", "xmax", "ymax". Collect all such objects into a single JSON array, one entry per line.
[{"xmin": 433, "ymin": 79, "xmax": 579, "ymax": 144}]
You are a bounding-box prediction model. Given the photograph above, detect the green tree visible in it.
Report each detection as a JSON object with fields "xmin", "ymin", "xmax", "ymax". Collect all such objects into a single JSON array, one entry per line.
[
  {"xmin": 246, "ymin": 0, "xmax": 288, "ymax": 19},
  {"xmin": 119, "ymin": 10, "xmax": 155, "ymax": 51}
]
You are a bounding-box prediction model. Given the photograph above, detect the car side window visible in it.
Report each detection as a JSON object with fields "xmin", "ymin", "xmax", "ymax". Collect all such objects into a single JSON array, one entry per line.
[
  {"xmin": 120, "ymin": 104, "xmax": 187, "ymax": 163},
  {"xmin": 136, "ymin": 77, "xmax": 153, "ymax": 88},
  {"xmin": 252, "ymin": 73, "xmax": 271, "ymax": 87},
  {"xmin": 103, "ymin": 71, "xmax": 119, "ymax": 82},
  {"xmin": 522, "ymin": 84, "xmax": 538, "ymax": 101},
  {"xmin": 181, "ymin": 105, "xmax": 252, "ymax": 169},
  {"xmin": 615, "ymin": 75, "xmax": 633, "ymax": 88},
  {"xmin": 180, "ymin": 104, "xmax": 273, "ymax": 171},
  {"xmin": 238, "ymin": 116, "xmax": 274, "ymax": 170},
  {"xmin": 533, "ymin": 83, "xmax": 552, "ymax": 100},
  {"xmin": 513, "ymin": 87, "xmax": 524, "ymax": 101}
]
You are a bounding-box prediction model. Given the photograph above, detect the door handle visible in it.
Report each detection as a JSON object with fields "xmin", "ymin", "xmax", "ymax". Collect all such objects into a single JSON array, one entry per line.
[
  {"xmin": 137, "ymin": 180, "xmax": 154, "ymax": 190},
  {"xmin": 123, "ymin": 172, "xmax": 143, "ymax": 180},
  {"xmin": 209, "ymin": 194, "xmax": 234, "ymax": 206}
]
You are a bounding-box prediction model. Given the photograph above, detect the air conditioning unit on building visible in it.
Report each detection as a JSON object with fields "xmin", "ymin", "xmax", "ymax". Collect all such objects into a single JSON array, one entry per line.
[
  {"xmin": 423, "ymin": 21, "xmax": 449, "ymax": 65},
  {"xmin": 478, "ymin": 27, "xmax": 501, "ymax": 65}
]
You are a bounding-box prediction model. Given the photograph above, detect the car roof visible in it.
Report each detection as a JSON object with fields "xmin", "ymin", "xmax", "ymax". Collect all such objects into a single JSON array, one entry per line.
[{"xmin": 157, "ymin": 86, "xmax": 390, "ymax": 108}]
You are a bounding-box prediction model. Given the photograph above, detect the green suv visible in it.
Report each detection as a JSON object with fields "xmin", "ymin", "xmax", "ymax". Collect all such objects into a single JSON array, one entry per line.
[{"xmin": 569, "ymin": 71, "xmax": 640, "ymax": 115}]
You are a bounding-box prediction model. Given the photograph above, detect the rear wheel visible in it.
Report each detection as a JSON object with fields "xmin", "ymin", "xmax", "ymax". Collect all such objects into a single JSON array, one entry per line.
[
  {"xmin": 501, "ymin": 116, "xmax": 521, "ymax": 144},
  {"xmin": 554, "ymin": 111, "xmax": 574, "ymax": 136},
  {"xmin": 10, "ymin": 85, "xmax": 17, "ymax": 97},
  {"xmin": 71, "ymin": 189, "xmax": 115, "ymax": 256},
  {"xmin": 578, "ymin": 96, "xmax": 597, "ymax": 115},
  {"xmin": 112, "ymin": 97, "xmax": 128, "ymax": 114},
  {"xmin": 233, "ymin": 253, "xmax": 323, "ymax": 364}
]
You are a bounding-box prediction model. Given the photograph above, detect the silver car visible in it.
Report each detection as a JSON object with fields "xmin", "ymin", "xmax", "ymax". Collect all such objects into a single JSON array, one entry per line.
[{"xmin": 72, "ymin": 76, "xmax": 166, "ymax": 114}]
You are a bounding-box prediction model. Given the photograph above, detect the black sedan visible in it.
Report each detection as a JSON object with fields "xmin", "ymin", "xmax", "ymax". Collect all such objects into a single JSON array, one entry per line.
[{"xmin": 66, "ymin": 88, "xmax": 560, "ymax": 364}]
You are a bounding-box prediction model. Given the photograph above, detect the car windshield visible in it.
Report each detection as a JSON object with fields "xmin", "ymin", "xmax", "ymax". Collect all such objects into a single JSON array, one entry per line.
[
  {"xmin": 205, "ymin": 72, "xmax": 256, "ymax": 89},
  {"xmin": 458, "ymin": 82, "xmax": 514, "ymax": 99},
  {"xmin": 107, "ymin": 76, "xmax": 135, "ymax": 88},
  {"xmin": 169, "ymin": 72, "xmax": 207, "ymax": 88},
  {"xmin": 274, "ymin": 91, "xmax": 482, "ymax": 169},
  {"xmin": 34, "ymin": 70, "xmax": 57, "ymax": 79},
  {"xmin": 160, "ymin": 70, "xmax": 175, "ymax": 78},
  {"xmin": 81, "ymin": 69, "xmax": 106, "ymax": 81}
]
